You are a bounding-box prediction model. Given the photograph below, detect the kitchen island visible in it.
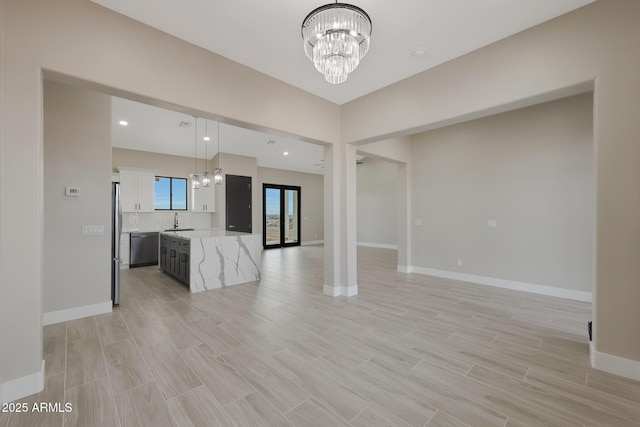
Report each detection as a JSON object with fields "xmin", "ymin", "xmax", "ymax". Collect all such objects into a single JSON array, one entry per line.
[{"xmin": 160, "ymin": 229, "xmax": 261, "ymax": 293}]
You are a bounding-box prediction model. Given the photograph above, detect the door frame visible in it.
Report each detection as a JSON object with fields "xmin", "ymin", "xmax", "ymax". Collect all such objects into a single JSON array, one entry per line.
[{"xmin": 262, "ymin": 183, "xmax": 301, "ymax": 249}]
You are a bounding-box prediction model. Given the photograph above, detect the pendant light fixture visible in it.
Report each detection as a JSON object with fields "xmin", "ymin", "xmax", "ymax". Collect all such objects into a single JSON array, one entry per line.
[
  {"xmin": 191, "ymin": 116, "xmax": 201, "ymax": 190},
  {"xmin": 301, "ymin": 1, "xmax": 372, "ymax": 84},
  {"xmin": 201, "ymin": 119, "xmax": 211, "ymax": 187},
  {"xmin": 214, "ymin": 121, "xmax": 224, "ymax": 185}
]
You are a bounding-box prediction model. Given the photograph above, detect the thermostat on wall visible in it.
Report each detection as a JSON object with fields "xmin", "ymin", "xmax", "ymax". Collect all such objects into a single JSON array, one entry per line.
[{"xmin": 65, "ymin": 186, "xmax": 81, "ymax": 196}]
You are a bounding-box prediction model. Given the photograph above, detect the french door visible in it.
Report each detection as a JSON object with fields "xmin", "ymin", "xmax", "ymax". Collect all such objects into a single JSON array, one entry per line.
[{"xmin": 263, "ymin": 184, "xmax": 301, "ymax": 249}]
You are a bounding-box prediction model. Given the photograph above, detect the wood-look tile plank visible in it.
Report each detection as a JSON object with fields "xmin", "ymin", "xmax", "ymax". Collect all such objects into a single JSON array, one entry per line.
[
  {"xmin": 66, "ymin": 317, "xmax": 98, "ymax": 342},
  {"xmin": 115, "ymin": 382, "xmax": 173, "ymax": 427},
  {"xmin": 164, "ymin": 300, "xmax": 209, "ymax": 323},
  {"xmin": 64, "ymin": 378, "xmax": 119, "ymax": 427},
  {"xmin": 219, "ymin": 321, "xmax": 284, "ymax": 358},
  {"xmin": 467, "ymin": 365, "xmax": 637, "ymax": 426},
  {"xmin": 180, "ymin": 344, "xmax": 255, "ymax": 406},
  {"xmin": 138, "ymin": 342, "xmax": 202, "ymax": 400},
  {"xmin": 349, "ymin": 403, "xmax": 412, "ymax": 427},
  {"xmin": 123, "ymin": 313, "xmax": 172, "ymax": 348},
  {"xmin": 587, "ymin": 369, "xmax": 640, "ymax": 405},
  {"xmin": 139, "ymin": 298, "xmax": 176, "ymax": 321},
  {"xmin": 103, "ymin": 337, "xmax": 153, "ymax": 394},
  {"xmin": 525, "ymin": 368, "xmax": 640, "ymax": 423},
  {"xmin": 65, "ymin": 337, "xmax": 107, "ymax": 390},
  {"xmin": 268, "ymin": 349, "xmax": 370, "ymax": 421},
  {"xmin": 223, "ymin": 391, "xmax": 293, "ymax": 427},
  {"xmin": 160, "ymin": 316, "xmax": 203, "ymax": 350},
  {"xmin": 312, "ymin": 355, "xmax": 437, "ymax": 427},
  {"xmin": 223, "ymin": 346, "xmax": 310, "ymax": 413},
  {"xmin": 426, "ymin": 411, "xmax": 473, "ymax": 427},
  {"xmin": 284, "ymin": 397, "xmax": 350, "ymax": 427},
  {"xmin": 95, "ymin": 312, "xmax": 132, "ymax": 346},
  {"xmin": 167, "ymin": 385, "xmax": 235, "ymax": 427},
  {"xmin": 410, "ymin": 360, "xmax": 581, "ymax": 427},
  {"xmin": 360, "ymin": 357, "xmax": 507, "ymax": 427},
  {"xmin": 187, "ymin": 318, "xmax": 242, "ymax": 355}
]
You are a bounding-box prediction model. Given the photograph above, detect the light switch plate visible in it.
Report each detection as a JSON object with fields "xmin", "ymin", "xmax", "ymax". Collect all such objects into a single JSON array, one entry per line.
[{"xmin": 82, "ymin": 225, "xmax": 104, "ymax": 236}]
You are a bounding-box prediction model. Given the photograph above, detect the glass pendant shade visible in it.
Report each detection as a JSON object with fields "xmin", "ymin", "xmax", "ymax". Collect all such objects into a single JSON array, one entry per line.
[
  {"xmin": 302, "ymin": 3, "xmax": 371, "ymax": 84},
  {"xmin": 192, "ymin": 174, "xmax": 201, "ymax": 189},
  {"xmin": 201, "ymin": 172, "xmax": 211, "ymax": 187},
  {"xmin": 214, "ymin": 168, "xmax": 223, "ymax": 185}
]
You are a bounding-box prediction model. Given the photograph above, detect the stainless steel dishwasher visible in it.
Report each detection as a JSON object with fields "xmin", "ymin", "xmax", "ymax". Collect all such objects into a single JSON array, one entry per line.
[{"xmin": 130, "ymin": 232, "xmax": 159, "ymax": 268}]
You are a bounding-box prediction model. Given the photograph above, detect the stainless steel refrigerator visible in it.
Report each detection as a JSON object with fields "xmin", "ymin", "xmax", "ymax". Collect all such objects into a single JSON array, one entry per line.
[{"xmin": 111, "ymin": 182, "xmax": 122, "ymax": 306}]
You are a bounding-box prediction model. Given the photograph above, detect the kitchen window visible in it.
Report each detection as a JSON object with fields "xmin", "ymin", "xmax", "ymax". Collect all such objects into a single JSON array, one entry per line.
[{"xmin": 154, "ymin": 176, "xmax": 187, "ymax": 210}]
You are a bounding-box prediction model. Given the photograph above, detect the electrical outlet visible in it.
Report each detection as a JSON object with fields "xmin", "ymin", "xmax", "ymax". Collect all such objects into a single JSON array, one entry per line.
[
  {"xmin": 487, "ymin": 219, "xmax": 497, "ymax": 228},
  {"xmin": 457, "ymin": 258, "xmax": 463, "ymax": 267},
  {"xmin": 415, "ymin": 218, "xmax": 423, "ymax": 226}
]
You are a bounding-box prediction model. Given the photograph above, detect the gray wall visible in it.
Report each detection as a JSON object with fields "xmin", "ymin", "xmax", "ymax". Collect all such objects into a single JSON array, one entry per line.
[
  {"xmin": 356, "ymin": 158, "xmax": 398, "ymax": 247},
  {"xmin": 411, "ymin": 93, "xmax": 594, "ymax": 293},
  {"xmin": 44, "ymin": 81, "xmax": 112, "ymax": 314},
  {"xmin": 258, "ymin": 167, "xmax": 324, "ymax": 244}
]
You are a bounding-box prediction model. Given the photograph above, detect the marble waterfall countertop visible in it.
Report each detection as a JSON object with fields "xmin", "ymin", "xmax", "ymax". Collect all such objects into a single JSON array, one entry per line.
[
  {"xmin": 160, "ymin": 229, "xmax": 255, "ymax": 239},
  {"xmin": 161, "ymin": 229, "xmax": 262, "ymax": 293}
]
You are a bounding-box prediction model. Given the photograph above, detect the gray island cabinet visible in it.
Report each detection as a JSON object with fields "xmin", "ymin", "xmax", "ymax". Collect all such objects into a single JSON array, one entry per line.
[
  {"xmin": 160, "ymin": 235, "xmax": 190, "ymax": 285},
  {"xmin": 160, "ymin": 229, "xmax": 261, "ymax": 292}
]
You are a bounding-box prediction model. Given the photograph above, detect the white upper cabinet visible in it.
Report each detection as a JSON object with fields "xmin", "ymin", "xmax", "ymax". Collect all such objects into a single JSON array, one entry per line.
[
  {"xmin": 118, "ymin": 168, "xmax": 156, "ymax": 212},
  {"xmin": 190, "ymin": 175, "xmax": 216, "ymax": 212}
]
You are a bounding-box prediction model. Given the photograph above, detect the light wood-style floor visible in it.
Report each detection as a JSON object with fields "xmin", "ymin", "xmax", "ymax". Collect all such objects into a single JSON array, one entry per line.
[{"xmin": 3, "ymin": 245, "xmax": 640, "ymax": 426}]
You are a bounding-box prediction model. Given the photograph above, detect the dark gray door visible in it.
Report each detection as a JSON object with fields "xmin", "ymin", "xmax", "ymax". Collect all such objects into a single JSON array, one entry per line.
[{"xmin": 226, "ymin": 175, "xmax": 252, "ymax": 233}]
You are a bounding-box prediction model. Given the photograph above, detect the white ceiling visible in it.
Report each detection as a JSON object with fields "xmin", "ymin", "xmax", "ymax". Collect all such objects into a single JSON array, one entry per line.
[
  {"xmin": 105, "ymin": 0, "xmax": 595, "ymax": 174},
  {"xmin": 91, "ymin": 0, "xmax": 595, "ymax": 105},
  {"xmin": 111, "ymin": 96, "xmax": 326, "ymax": 175}
]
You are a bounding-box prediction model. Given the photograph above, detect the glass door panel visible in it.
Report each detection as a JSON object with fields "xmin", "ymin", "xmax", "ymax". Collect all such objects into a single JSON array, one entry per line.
[
  {"xmin": 284, "ymin": 189, "xmax": 299, "ymax": 244},
  {"xmin": 263, "ymin": 184, "xmax": 301, "ymax": 249},
  {"xmin": 265, "ymin": 187, "xmax": 281, "ymax": 246}
]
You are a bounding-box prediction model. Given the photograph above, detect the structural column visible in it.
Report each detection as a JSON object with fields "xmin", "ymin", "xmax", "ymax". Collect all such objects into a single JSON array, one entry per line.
[{"xmin": 323, "ymin": 141, "xmax": 358, "ymax": 296}]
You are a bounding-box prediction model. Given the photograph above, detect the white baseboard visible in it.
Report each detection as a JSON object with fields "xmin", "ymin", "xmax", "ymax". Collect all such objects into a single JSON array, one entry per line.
[
  {"xmin": 397, "ymin": 265, "xmax": 411, "ymax": 273},
  {"xmin": 302, "ymin": 240, "xmax": 324, "ymax": 246},
  {"xmin": 1, "ymin": 360, "xmax": 45, "ymax": 403},
  {"xmin": 323, "ymin": 284, "xmax": 358, "ymax": 297},
  {"xmin": 43, "ymin": 301, "xmax": 112, "ymax": 326},
  {"xmin": 357, "ymin": 242, "xmax": 398, "ymax": 250},
  {"xmin": 407, "ymin": 266, "xmax": 592, "ymax": 302},
  {"xmin": 590, "ymin": 342, "xmax": 640, "ymax": 381}
]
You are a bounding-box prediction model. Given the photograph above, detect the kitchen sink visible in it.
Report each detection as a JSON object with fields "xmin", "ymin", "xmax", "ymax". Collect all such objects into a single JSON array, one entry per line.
[{"xmin": 164, "ymin": 228, "xmax": 195, "ymax": 232}]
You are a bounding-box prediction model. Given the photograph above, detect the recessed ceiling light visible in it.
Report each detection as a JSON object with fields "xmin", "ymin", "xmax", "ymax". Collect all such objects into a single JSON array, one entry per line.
[
  {"xmin": 283, "ymin": 152, "xmax": 289, "ymax": 156},
  {"xmin": 203, "ymin": 136, "xmax": 210, "ymax": 141},
  {"xmin": 118, "ymin": 120, "xmax": 128, "ymax": 126}
]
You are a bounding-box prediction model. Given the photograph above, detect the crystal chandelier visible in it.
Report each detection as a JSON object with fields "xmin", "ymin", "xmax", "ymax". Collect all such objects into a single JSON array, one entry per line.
[{"xmin": 301, "ymin": 2, "xmax": 372, "ymax": 84}]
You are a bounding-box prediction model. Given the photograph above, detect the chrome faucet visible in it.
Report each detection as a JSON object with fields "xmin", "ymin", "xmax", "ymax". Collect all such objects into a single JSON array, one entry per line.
[{"xmin": 174, "ymin": 212, "xmax": 179, "ymax": 229}]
